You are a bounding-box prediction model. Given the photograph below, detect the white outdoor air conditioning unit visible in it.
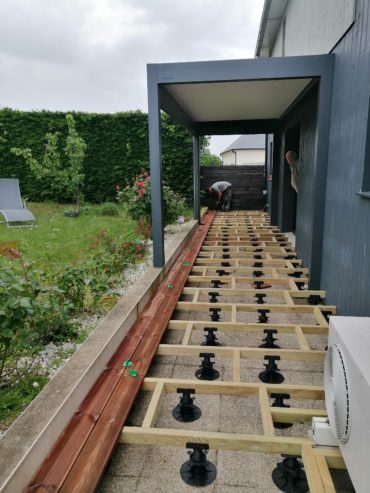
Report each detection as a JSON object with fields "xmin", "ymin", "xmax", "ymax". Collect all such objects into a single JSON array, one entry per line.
[{"xmin": 324, "ymin": 316, "xmax": 370, "ymax": 493}]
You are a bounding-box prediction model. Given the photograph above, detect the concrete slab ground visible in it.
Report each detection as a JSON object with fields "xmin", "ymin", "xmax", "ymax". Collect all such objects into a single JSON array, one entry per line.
[
  {"xmin": 99, "ymin": 325, "xmax": 355, "ymax": 486},
  {"xmin": 99, "ymin": 322, "xmax": 355, "ymax": 492}
]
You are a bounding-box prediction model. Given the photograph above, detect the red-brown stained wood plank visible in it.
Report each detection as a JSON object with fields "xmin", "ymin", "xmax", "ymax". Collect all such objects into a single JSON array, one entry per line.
[
  {"xmin": 26, "ymin": 335, "xmax": 141, "ymax": 493},
  {"xmin": 59, "ymin": 213, "xmax": 214, "ymax": 492},
  {"xmin": 27, "ymin": 212, "xmax": 215, "ymax": 493}
]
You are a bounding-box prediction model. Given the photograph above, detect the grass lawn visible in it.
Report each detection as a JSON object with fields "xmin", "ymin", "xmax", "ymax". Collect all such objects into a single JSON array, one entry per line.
[{"xmin": 0, "ymin": 202, "xmax": 140, "ymax": 270}]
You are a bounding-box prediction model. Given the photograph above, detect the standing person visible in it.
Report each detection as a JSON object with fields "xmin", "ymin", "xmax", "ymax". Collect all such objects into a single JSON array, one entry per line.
[
  {"xmin": 285, "ymin": 151, "xmax": 299, "ymax": 192},
  {"xmin": 208, "ymin": 181, "xmax": 232, "ymax": 211}
]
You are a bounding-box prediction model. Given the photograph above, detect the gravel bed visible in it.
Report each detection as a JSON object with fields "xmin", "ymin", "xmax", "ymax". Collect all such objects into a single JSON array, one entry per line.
[{"xmin": 37, "ymin": 242, "xmax": 155, "ymax": 380}]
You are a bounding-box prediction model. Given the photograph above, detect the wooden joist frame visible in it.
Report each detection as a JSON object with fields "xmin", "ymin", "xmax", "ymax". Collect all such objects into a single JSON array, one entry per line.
[
  {"xmin": 26, "ymin": 210, "xmax": 344, "ymax": 492},
  {"xmin": 120, "ymin": 375, "xmax": 343, "ymax": 492},
  {"xmin": 118, "ymin": 211, "xmax": 344, "ymax": 492}
]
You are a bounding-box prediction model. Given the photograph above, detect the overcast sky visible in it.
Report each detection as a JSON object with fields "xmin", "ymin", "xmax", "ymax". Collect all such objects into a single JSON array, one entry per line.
[{"xmin": 0, "ymin": 0, "xmax": 264, "ymax": 155}]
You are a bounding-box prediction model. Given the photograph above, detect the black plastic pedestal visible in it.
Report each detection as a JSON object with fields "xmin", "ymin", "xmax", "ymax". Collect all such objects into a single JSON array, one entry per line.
[
  {"xmin": 272, "ymin": 456, "xmax": 308, "ymax": 493},
  {"xmin": 180, "ymin": 443, "xmax": 217, "ymax": 487}
]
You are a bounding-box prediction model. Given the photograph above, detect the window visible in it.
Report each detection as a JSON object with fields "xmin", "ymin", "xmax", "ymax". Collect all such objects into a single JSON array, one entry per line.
[{"xmin": 358, "ymin": 93, "xmax": 370, "ymax": 198}]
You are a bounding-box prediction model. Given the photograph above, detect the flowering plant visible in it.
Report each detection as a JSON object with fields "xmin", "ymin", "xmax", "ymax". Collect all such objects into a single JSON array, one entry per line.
[{"xmin": 117, "ymin": 171, "xmax": 187, "ymax": 234}]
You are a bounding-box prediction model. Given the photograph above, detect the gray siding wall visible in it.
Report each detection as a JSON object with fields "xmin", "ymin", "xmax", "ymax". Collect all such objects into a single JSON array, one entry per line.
[
  {"xmin": 321, "ymin": 0, "xmax": 370, "ymax": 315},
  {"xmin": 273, "ymin": 88, "xmax": 318, "ymax": 271},
  {"xmin": 295, "ymin": 98, "xmax": 317, "ymax": 268},
  {"xmin": 271, "ymin": 0, "xmax": 356, "ymax": 57}
]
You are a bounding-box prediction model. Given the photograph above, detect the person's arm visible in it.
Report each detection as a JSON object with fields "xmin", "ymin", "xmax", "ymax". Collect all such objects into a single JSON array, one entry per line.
[
  {"xmin": 215, "ymin": 189, "xmax": 222, "ymax": 205},
  {"xmin": 289, "ymin": 161, "xmax": 299, "ymax": 192},
  {"xmin": 211, "ymin": 185, "xmax": 222, "ymax": 206}
]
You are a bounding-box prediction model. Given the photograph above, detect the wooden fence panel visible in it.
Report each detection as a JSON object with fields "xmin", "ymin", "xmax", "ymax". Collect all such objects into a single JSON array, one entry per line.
[{"xmin": 201, "ymin": 165, "xmax": 265, "ymax": 210}]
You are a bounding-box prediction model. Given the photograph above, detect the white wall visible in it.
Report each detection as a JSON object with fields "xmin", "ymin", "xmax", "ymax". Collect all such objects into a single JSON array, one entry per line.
[
  {"xmin": 222, "ymin": 149, "xmax": 265, "ymax": 166},
  {"xmin": 271, "ymin": 0, "xmax": 356, "ymax": 57}
]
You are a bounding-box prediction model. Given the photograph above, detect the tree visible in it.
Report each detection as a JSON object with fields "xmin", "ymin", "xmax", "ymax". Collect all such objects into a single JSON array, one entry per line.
[
  {"xmin": 11, "ymin": 114, "xmax": 86, "ymax": 206},
  {"xmin": 200, "ymin": 148, "xmax": 222, "ymax": 167}
]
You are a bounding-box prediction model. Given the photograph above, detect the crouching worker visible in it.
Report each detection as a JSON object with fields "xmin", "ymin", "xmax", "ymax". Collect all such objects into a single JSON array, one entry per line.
[{"xmin": 208, "ymin": 181, "xmax": 232, "ymax": 212}]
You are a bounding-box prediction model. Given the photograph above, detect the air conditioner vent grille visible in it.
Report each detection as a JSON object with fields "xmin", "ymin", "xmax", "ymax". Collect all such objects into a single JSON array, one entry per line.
[{"xmin": 325, "ymin": 343, "xmax": 351, "ymax": 443}]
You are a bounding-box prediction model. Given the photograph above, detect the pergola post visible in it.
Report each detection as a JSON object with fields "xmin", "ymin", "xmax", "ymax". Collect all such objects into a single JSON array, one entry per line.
[
  {"xmin": 309, "ymin": 68, "xmax": 334, "ymax": 289},
  {"xmin": 193, "ymin": 135, "xmax": 201, "ymax": 222},
  {"xmin": 147, "ymin": 65, "xmax": 164, "ymax": 267}
]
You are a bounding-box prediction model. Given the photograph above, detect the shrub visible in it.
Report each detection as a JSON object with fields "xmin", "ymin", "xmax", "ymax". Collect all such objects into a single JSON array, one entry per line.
[
  {"xmin": 116, "ymin": 171, "xmax": 187, "ymax": 233},
  {"xmin": 89, "ymin": 229, "xmax": 146, "ymax": 278},
  {"xmin": 0, "ymin": 266, "xmax": 41, "ymax": 385},
  {"xmin": 54, "ymin": 265, "xmax": 87, "ymax": 312},
  {"xmin": 0, "ymin": 243, "xmax": 83, "ymax": 384},
  {"xmin": 100, "ymin": 202, "xmax": 119, "ymax": 216}
]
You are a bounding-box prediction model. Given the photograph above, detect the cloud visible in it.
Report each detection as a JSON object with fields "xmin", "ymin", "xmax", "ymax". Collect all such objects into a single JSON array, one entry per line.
[{"xmin": 0, "ymin": 0, "xmax": 264, "ymax": 112}]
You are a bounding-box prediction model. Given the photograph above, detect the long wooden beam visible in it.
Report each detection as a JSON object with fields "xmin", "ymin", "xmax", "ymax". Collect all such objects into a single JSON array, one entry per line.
[
  {"xmin": 167, "ymin": 320, "xmax": 328, "ymax": 334},
  {"xmin": 120, "ymin": 426, "xmax": 313, "ymax": 455},
  {"xmin": 187, "ymin": 274, "xmax": 308, "ymax": 285},
  {"xmin": 157, "ymin": 344, "xmax": 325, "ymax": 361},
  {"xmin": 182, "ymin": 286, "xmax": 325, "ymax": 299}
]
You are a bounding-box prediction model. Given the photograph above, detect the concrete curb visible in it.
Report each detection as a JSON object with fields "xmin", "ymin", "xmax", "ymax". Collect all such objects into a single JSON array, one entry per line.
[{"xmin": 0, "ymin": 219, "xmax": 199, "ymax": 493}]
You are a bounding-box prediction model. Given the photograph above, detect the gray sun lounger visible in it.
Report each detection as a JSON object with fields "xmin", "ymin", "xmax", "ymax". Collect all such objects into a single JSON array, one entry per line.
[{"xmin": 0, "ymin": 178, "xmax": 35, "ymax": 227}]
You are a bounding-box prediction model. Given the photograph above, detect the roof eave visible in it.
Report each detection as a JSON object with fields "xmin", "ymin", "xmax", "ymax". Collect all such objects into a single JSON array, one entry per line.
[
  {"xmin": 254, "ymin": 0, "xmax": 289, "ymax": 58},
  {"xmin": 255, "ymin": 0, "xmax": 272, "ymax": 58}
]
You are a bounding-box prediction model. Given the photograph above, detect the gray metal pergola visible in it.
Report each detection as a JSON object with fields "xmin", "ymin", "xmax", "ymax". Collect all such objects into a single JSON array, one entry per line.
[{"xmin": 147, "ymin": 55, "xmax": 334, "ymax": 288}]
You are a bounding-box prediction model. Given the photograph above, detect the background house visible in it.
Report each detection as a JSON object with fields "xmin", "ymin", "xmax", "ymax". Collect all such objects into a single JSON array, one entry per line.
[{"xmin": 220, "ymin": 134, "xmax": 265, "ymax": 166}]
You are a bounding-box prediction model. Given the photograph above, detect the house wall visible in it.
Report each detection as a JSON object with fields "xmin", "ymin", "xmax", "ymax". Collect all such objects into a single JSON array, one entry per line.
[
  {"xmin": 269, "ymin": 0, "xmax": 370, "ymax": 315},
  {"xmin": 271, "ymin": 0, "xmax": 356, "ymax": 57},
  {"xmin": 222, "ymin": 149, "xmax": 265, "ymax": 166},
  {"xmin": 320, "ymin": 0, "xmax": 370, "ymax": 315}
]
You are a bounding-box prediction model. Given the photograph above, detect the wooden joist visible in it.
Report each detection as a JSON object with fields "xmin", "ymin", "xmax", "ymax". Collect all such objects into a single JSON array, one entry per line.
[
  {"xmin": 167, "ymin": 320, "xmax": 328, "ymax": 334},
  {"xmin": 120, "ymin": 426, "xmax": 313, "ymax": 455},
  {"xmin": 142, "ymin": 377, "xmax": 325, "ymax": 400},
  {"xmin": 157, "ymin": 344, "xmax": 326, "ymax": 362}
]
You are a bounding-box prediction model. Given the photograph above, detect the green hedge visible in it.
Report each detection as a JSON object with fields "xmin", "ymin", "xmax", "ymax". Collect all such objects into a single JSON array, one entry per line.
[{"xmin": 0, "ymin": 109, "xmax": 204, "ymax": 203}]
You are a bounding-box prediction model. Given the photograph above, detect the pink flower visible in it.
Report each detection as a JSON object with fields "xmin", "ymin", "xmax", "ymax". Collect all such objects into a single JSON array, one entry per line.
[
  {"xmin": 137, "ymin": 181, "xmax": 144, "ymax": 188},
  {"xmin": 115, "ymin": 184, "xmax": 120, "ymax": 191}
]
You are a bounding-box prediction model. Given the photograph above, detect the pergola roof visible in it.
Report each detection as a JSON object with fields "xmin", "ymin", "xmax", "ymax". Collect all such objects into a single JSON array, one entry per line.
[
  {"xmin": 147, "ymin": 54, "xmax": 334, "ymax": 290},
  {"xmin": 148, "ymin": 56, "xmax": 331, "ymax": 136},
  {"xmin": 164, "ymin": 78, "xmax": 310, "ymax": 123}
]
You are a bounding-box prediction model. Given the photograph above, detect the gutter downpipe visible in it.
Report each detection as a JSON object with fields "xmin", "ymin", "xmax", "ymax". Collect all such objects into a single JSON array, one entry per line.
[
  {"xmin": 264, "ymin": 133, "xmax": 268, "ymax": 210},
  {"xmin": 232, "ymin": 149, "xmax": 237, "ymax": 166}
]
